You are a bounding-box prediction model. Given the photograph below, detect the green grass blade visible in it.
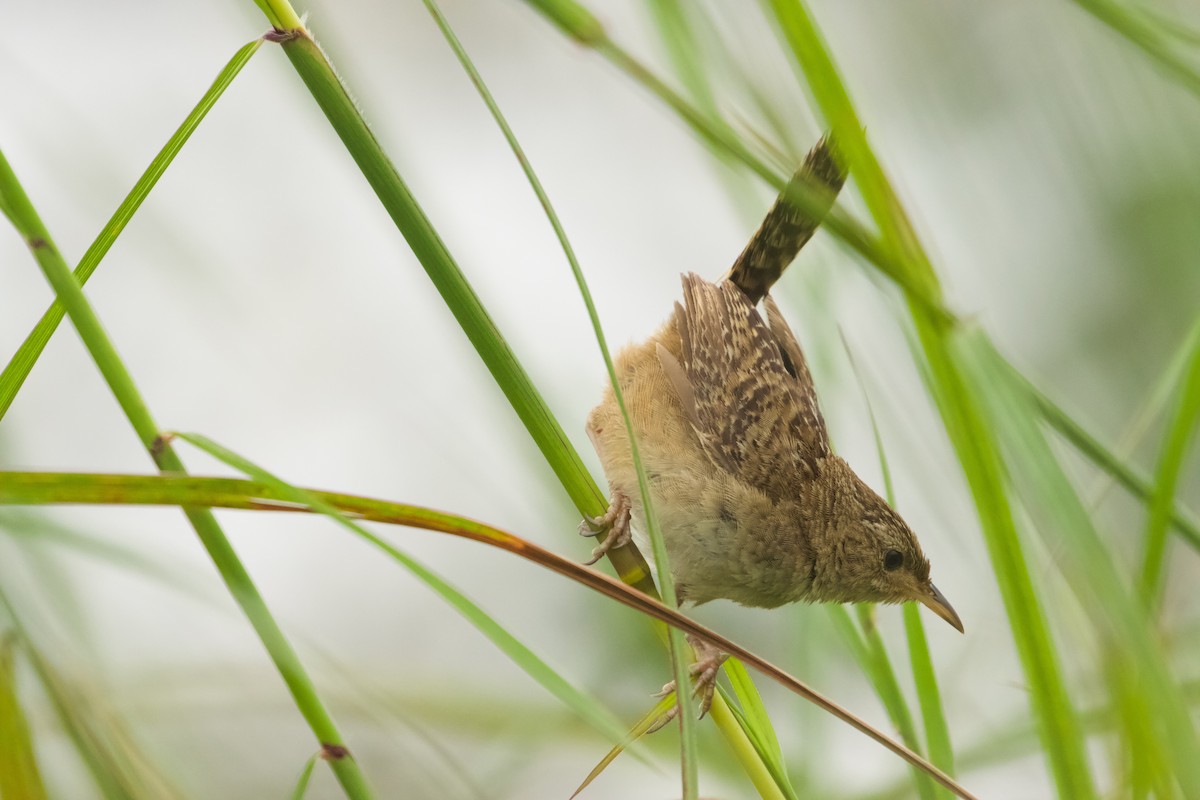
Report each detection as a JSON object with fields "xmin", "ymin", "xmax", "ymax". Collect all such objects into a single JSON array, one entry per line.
[
  {"xmin": 763, "ymin": 3, "xmax": 1097, "ymax": 795},
  {"xmin": 253, "ymin": 14, "xmax": 657, "ymax": 599},
  {"xmin": 957, "ymin": 328, "xmax": 1200, "ymax": 796},
  {"xmin": 0, "ymin": 37, "xmax": 263, "ymax": 422},
  {"xmin": 828, "ymin": 606, "xmax": 935, "ymax": 800},
  {"xmin": 721, "ymin": 658, "xmax": 787, "ymax": 777},
  {"xmin": 1138, "ymin": 331, "xmax": 1200, "ymax": 606},
  {"xmin": 922, "ymin": 321, "xmax": 1093, "ymax": 799},
  {"xmin": 172, "ymin": 431, "xmax": 638, "ymax": 755},
  {"xmin": 1071, "ymin": 0, "xmax": 1200, "ymax": 101},
  {"xmin": 520, "ymin": 0, "xmax": 1200, "ymax": 561},
  {"xmin": 0, "ymin": 149, "xmax": 374, "ymax": 799},
  {"xmin": 846, "ymin": 334, "xmax": 955, "ymax": 790},
  {"xmin": 902, "ymin": 604, "xmax": 953, "ymax": 783},
  {"xmin": 1012, "ymin": 355, "xmax": 1200, "ymax": 549},
  {"xmin": 291, "ymin": 755, "xmax": 320, "ymax": 800},
  {"xmin": 709, "ymin": 685, "xmax": 792, "ymax": 800},
  {"xmin": 416, "ymin": 0, "xmax": 700, "ymax": 788},
  {"xmin": 0, "ymin": 635, "xmax": 49, "ymax": 800}
]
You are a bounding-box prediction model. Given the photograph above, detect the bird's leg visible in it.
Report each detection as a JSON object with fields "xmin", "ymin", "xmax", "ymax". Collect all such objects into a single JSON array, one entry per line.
[
  {"xmin": 646, "ymin": 634, "xmax": 728, "ymax": 733},
  {"xmin": 579, "ymin": 491, "xmax": 632, "ymax": 565}
]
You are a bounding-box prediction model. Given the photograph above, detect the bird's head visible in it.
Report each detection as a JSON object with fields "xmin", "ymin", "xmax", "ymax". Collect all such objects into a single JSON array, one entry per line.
[{"xmin": 810, "ymin": 467, "xmax": 963, "ymax": 633}]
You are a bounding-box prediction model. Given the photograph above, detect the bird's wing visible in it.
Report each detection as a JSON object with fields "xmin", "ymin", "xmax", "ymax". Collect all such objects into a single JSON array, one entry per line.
[{"xmin": 661, "ymin": 272, "xmax": 830, "ymax": 496}]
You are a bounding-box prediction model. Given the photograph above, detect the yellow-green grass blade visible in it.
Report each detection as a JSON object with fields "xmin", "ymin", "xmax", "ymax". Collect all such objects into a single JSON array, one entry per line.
[
  {"xmin": 417, "ymin": 0, "xmax": 698, "ymax": 789},
  {"xmin": 709, "ymin": 684, "xmax": 792, "ymax": 800},
  {"xmin": 291, "ymin": 754, "xmax": 320, "ymax": 800},
  {"xmin": 0, "ymin": 149, "xmax": 373, "ymax": 799},
  {"xmin": 719, "ymin": 658, "xmax": 795, "ymax": 799},
  {"xmin": 1138, "ymin": 330, "xmax": 1200, "ymax": 606},
  {"xmin": 0, "ymin": 37, "xmax": 263, "ymax": 422},
  {"xmin": 172, "ymin": 431, "xmax": 638, "ymax": 756},
  {"xmin": 956, "ymin": 328, "xmax": 1200, "ymax": 796},
  {"xmin": 0, "ymin": 592, "xmax": 184, "ymax": 799},
  {"xmin": 0, "ymin": 634, "xmax": 49, "ymax": 800},
  {"xmin": 0, "ymin": 470, "xmax": 980, "ymax": 800},
  {"xmin": 570, "ymin": 694, "xmax": 677, "ymax": 799}
]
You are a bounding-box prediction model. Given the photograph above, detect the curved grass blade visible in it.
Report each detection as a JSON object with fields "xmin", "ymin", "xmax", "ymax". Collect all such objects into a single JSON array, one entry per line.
[
  {"xmin": 1071, "ymin": 0, "xmax": 1200, "ymax": 101},
  {"xmin": 0, "ymin": 37, "xmax": 263, "ymax": 422},
  {"xmin": 0, "ymin": 146, "xmax": 373, "ymax": 799},
  {"xmin": 955, "ymin": 328, "xmax": 1200, "ymax": 796},
  {"xmin": 417, "ymin": 0, "xmax": 699, "ymax": 789},
  {"xmin": 519, "ymin": 0, "xmax": 1200, "ymax": 557},
  {"xmin": 763, "ymin": 3, "xmax": 1096, "ymax": 796},
  {"xmin": 250, "ymin": 7, "xmax": 657, "ymax": 598},
  {"xmin": 171, "ymin": 431, "xmax": 638, "ymax": 755},
  {"xmin": 0, "ymin": 470, "xmax": 980, "ymax": 800}
]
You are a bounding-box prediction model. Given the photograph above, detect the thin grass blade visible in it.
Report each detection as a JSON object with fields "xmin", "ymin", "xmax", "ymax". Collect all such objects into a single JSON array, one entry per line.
[
  {"xmin": 171, "ymin": 431, "xmax": 638, "ymax": 756},
  {"xmin": 0, "ymin": 635, "xmax": 49, "ymax": 800},
  {"xmin": 570, "ymin": 694, "xmax": 677, "ymax": 799},
  {"xmin": 416, "ymin": 0, "xmax": 699, "ymax": 788},
  {"xmin": 0, "ymin": 37, "xmax": 263, "ymax": 422},
  {"xmin": 0, "ymin": 470, "xmax": 980, "ymax": 798},
  {"xmin": 0, "ymin": 143, "xmax": 373, "ymax": 799},
  {"xmin": 956, "ymin": 327, "xmax": 1200, "ymax": 796},
  {"xmin": 1138, "ymin": 330, "xmax": 1200, "ymax": 606}
]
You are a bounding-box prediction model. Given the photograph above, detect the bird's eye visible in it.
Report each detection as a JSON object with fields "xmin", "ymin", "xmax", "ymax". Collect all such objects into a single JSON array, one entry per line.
[{"xmin": 884, "ymin": 550, "xmax": 903, "ymax": 571}]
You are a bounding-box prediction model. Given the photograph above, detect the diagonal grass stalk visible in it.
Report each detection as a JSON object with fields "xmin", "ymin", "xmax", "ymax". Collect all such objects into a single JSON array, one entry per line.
[
  {"xmin": 0, "ymin": 37, "xmax": 264, "ymax": 422},
  {"xmin": 418, "ymin": 0, "xmax": 700, "ymax": 790},
  {"xmin": 0, "ymin": 469, "xmax": 979, "ymax": 799},
  {"xmin": 171, "ymin": 431, "xmax": 637, "ymax": 754},
  {"xmin": 251, "ymin": 4, "xmax": 660, "ymax": 596},
  {"xmin": 762, "ymin": 2, "xmax": 1095, "ymax": 796},
  {"xmin": 518, "ymin": 0, "xmax": 1200, "ymax": 560},
  {"xmin": 956, "ymin": 328, "xmax": 1200, "ymax": 795},
  {"xmin": 0, "ymin": 148, "xmax": 374, "ymax": 799}
]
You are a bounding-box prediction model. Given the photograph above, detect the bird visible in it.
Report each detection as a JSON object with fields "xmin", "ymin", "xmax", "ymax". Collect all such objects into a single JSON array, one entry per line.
[{"xmin": 582, "ymin": 136, "xmax": 963, "ymax": 717}]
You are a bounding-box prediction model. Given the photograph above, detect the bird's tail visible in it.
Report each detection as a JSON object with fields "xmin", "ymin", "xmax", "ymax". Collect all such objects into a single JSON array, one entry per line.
[{"xmin": 723, "ymin": 135, "xmax": 847, "ymax": 304}]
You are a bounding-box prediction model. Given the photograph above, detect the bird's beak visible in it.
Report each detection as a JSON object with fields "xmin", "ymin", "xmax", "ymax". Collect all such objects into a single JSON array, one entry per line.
[{"xmin": 919, "ymin": 582, "xmax": 964, "ymax": 633}]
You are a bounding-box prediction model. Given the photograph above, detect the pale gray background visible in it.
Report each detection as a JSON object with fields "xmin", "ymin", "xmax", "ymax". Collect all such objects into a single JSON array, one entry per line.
[{"xmin": 2, "ymin": 1, "xmax": 1198, "ymax": 797}]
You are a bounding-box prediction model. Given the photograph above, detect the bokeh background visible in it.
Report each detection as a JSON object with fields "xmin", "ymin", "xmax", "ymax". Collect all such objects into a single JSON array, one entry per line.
[{"xmin": 1, "ymin": 1, "xmax": 1198, "ymax": 797}]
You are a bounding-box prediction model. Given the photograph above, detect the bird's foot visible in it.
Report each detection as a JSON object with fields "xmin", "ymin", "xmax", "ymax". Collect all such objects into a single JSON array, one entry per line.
[
  {"xmin": 646, "ymin": 635, "xmax": 728, "ymax": 733},
  {"xmin": 579, "ymin": 492, "xmax": 632, "ymax": 565}
]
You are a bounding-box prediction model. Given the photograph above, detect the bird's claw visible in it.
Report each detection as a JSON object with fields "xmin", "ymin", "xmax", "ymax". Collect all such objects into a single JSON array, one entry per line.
[
  {"xmin": 579, "ymin": 492, "xmax": 632, "ymax": 565},
  {"xmin": 646, "ymin": 636, "xmax": 728, "ymax": 732}
]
